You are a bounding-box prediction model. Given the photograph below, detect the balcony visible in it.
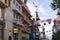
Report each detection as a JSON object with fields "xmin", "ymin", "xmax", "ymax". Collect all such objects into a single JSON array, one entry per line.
[
  {"xmin": 26, "ymin": 18, "xmax": 32, "ymax": 25},
  {"xmin": 12, "ymin": 1, "xmax": 22, "ymax": 15},
  {"xmin": 13, "ymin": 19, "xmax": 22, "ymax": 26},
  {"xmin": 16, "ymin": 0, "xmax": 23, "ymax": 5},
  {"xmin": 13, "ymin": 19, "xmax": 17, "ymax": 24},
  {"xmin": 22, "ymin": 27, "xmax": 31, "ymax": 34},
  {"xmin": 23, "ymin": 18, "xmax": 32, "ymax": 25},
  {"xmin": 16, "ymin": 21, "xmax": 22, "ymax": 25},
  {"xmin": 0, "ymin": 0, "xmax": 7, "ymax": 8}
]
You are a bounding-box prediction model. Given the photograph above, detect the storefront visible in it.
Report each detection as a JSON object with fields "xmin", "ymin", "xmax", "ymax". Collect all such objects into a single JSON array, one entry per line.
[
  {"xmin": 22, "ymin": 33, "xmax": 28, "ymax": 40},
  {"xmin": 13, "ymin": 26, "xmax": 18, "ymax": 40},
  {"xmin": 22, "ymin": 29, "xmax": 30, "ymax": 40}
]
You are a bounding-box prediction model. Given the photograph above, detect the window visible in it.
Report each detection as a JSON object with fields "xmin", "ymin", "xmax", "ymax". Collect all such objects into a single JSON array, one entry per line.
[
  {"xmin": 18, "ymin": 16, "xmax": 19, "ymax": 21},
  {"xmin": 19, "ymin": 6, "xmax": 20, "ymax": 10},
  {"xmin": 5, "ymin": 0, "xmax": 7, "ymax": 3},
  {"xmin": 1, "ymin": 8, "xmax": 5, "ymax": 18},
  {"xmin": 13, "ymin": 13, "xmax": 15, "ymax": 18},
  {"xmin": 19, "ymin": 16, "xmax": 20, "ymax": 21},
  {"xmin": 16, "ymin": 14, "xmax": 18, "ymax": 20},
  {"xmin": 16, "ymin": 2, "xmax": 18, "ymax": 7},
  {"xmin": 13, "ymin": 0, "xmax": 15, "ymax": 4},
  {"xmin": 13, "ymin": 13, "xmax": 16, "ymax": 20},
  {"xmin": 8, "ymin": 0, "xmax": 11, "ymax": 6}
]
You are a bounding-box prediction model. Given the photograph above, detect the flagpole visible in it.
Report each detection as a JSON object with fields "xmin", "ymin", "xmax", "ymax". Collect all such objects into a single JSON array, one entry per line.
[{"xmin": 33, "ymin": 1, "xmax": 40, "ymax": 40}]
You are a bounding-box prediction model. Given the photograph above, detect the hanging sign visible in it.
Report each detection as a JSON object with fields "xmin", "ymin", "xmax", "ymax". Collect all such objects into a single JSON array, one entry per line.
[{"xmin": 13, "ymin": 27, "xmax": 18, "ymax": 33}]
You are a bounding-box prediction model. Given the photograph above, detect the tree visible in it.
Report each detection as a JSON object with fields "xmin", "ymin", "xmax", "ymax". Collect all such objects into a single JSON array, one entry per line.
[
  {"xmin": 52, "ymin": 31, "xmax": 60, "ymax": 40},
  {"xmin": 51, "ymin": 0, "xmax": 60, "ymax": 10}
]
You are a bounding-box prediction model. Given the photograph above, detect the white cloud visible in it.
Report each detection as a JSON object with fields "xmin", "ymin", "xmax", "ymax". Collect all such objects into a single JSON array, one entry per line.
[
  {"xmin": 38, "ymin": 5, "xmax": 47, "ymax": 15},
  {"xmin": 27, "ymin": 3, "xmax": 36, "ymax": 19},
  {"xmin": 40, "ymin": 17, "xmax": 47, "ymax": 20}
]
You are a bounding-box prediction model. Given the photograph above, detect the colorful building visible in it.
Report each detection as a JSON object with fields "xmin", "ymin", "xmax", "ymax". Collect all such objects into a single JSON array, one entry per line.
[
  {"xmin": 12, "ymin": 0, "xmax": 23, "ymax": 40},
  {"xmin": 22, "ymin": 1, "xmax": 32, "ymax": 40},
  {"xmin": 0, "ymin": 0, "xmax": 32, "ymax": 40},
  {"xmin": 0, "ymin": 0, "xmax": 13, "ymax": 40}
]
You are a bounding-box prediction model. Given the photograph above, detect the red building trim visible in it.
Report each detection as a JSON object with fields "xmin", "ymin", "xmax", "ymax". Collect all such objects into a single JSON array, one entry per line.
[{"xmin": 23, "ymin": 3, "xmax": 32, "ymax": 17}]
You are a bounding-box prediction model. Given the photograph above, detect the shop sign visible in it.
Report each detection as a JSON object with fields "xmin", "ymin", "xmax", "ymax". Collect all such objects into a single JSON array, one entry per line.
[
  {"xmin": 13, "ymin": 28, "xmax": 18, "ymax": 33},
  {"xmin": 22, "ymin": 33, "xmax": 28, "ymax": 37}
]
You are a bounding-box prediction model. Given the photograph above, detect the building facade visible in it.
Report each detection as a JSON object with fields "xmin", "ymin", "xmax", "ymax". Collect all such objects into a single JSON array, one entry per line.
[
  {"xmin": 53, "ymin": 9, "xmax": 60, "ymax": 34},
  {"xmin": 0, "ymin": 0, "xmax": 23, "ymax": 40},
  {"xmin": 21, "ymin": 0, "xmax": 32, "ymax": 40},
  {"xmin": 0, "ymin": 0, "xmax": 13, "ymax": 40},
  {"xmin": 0, "ymin": 0, "xmax": 7, "ymax": 40},
  {"xmin": 12, "ymin": 0, "xmax": 24, "ymax": 40},
  {"xmin": 57, "ymin": 9, "xmax": 60, "ymax": 31},
  {"xmin": 0, "ymin": 0, "xmax": 32, "ymax": 40}
]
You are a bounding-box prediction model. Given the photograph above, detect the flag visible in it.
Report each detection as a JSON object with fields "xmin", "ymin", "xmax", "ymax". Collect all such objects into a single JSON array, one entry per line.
[
  {"xmin": 46, "ymin": 19, "xmax": 52, "ymax": 24},
  {"xmin": 33, "ymin": 1, "xmax": 37, "ymax": 8},
  {"xmin": 36, "ymin": 12, "xmax": 40, "ymax": 21},
  {"xmin": 36, "ymin": 12, "xmax": 38, "ymax": 17}
]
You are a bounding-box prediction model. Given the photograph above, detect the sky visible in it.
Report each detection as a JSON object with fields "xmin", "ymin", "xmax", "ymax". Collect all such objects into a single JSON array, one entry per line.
[
  {"xmin": 27, "ymin": 0, "xmax": 57, "ymax": 38},
  {"xmin": 27, "ymin": 0, "xmax": 57, "ymax": 20},
  {"xmin": 27, "ymin": 0, "xmax": 57, "ymax": 26}
]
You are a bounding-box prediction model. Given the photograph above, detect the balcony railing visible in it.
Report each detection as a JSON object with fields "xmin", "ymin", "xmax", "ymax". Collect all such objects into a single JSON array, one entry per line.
[
  {"xmin": 23, "ymin": 18, "xmax": 32, "ymax": 26},
  {"xmin": 0, "ymin": 0, "xmax": 7, "ymax": 8},
  {"xmin": 12, "ymin": 1, "xmax": 22, "ymax": 15},
  {"xmin": 16, "ymin": 0, "xmax": 23, "ymax": 5},
  {"xmin": 22, "ymin": 27, "xmax": 31, "ymax": 34},
  {"xmin": 26, "ymin": 18, "xmax": 32, "ymax": 25},
  {"xmin": 17, "ymin": 21, "xmax": 22, "ymax": 25},
  {"xmin": 13, "ymin": 19, "xmax": 17, "ymax": 24},
  {"xmin": 13, "ymin": 19, "xmax": 22, "ymax": 25}
]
